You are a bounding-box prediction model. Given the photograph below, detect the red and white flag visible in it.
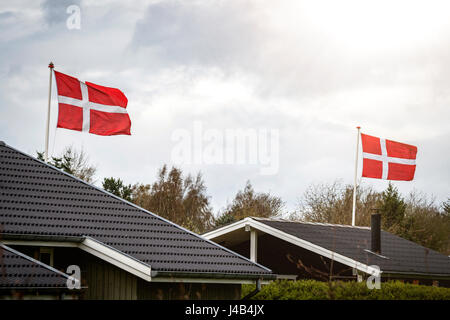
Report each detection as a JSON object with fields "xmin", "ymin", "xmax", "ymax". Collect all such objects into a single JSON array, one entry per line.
[
  {"xmin": 54, "ymin": 70, "xmax": 131, "ymax": 136},
  {"xmin": 361, "ymin": 133, "xmax": 417, "ymax": 181}
]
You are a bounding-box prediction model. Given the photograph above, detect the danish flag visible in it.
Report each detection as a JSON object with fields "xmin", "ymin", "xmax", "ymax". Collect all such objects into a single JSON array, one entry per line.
[
  {"xmin": 361, "ymin": 133, "xmax": 417, "ymax": 181},
  {"xmin": 54, "ymin": 70, "xmax": 131, "ymax": 136}
]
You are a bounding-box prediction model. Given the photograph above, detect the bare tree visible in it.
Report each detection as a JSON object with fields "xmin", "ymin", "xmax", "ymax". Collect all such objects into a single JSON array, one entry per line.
[
  {"xmin": 291, "ymin": 180, "xmax": 380, "ymax": 226},
  {"xmin": 214, "ymin": 181, "xmax": 284, "ymax": 228},
  {"xmin": 401, "ymin": 191, "xmax": 450, "ymax": 255},
  {"xmin": 37, "ymin": 146, "xmax": 96, "ymax": 183},
  {"xmin": 292, "ymin": 181, "xmax": 450, "ymax": 254},
  {"xmin": 131, "ymin": 165, "xmax": 214, "ymax": 233}
]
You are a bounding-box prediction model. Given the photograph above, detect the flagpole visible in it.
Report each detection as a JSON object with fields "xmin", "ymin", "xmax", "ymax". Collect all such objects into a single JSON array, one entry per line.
[
  {"xmin": 45, "ymin": 62, "xmax": 54, "ymax": 162},
  {"xmin": 351, "ymin": 126, "xmax": 361, "ymax": 226}
]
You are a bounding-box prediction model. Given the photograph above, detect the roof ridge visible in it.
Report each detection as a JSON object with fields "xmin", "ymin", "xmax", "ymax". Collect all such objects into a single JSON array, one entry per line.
[
  {"xmin": 1, "ymin": 143, "xmax": 272, "ymax": 274},
  {"xmin": 251, "ymin": 217, "xmax": 370, "ymax": 229}
]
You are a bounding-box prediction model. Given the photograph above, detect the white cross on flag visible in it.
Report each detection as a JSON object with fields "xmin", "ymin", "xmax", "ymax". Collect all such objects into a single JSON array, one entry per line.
[
  {"xmin": 54, "ymin": 70, "xmax": 131, "ymax": 135},
  {"xmin": 361, "ymin": 133, "xmax": 417, "ymax": 181}
]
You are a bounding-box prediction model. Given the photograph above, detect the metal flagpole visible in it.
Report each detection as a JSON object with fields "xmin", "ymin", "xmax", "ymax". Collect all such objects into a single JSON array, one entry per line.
[
  {"xmin": 45, "ymin": 62, "xmax": 54, "ymax": 162},
  {"xmin": 351, "ymin": 126, "xmax": 361, "ymax": 226}
]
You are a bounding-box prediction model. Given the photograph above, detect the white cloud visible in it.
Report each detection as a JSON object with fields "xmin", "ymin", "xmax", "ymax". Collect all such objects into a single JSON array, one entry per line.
[{"xmin": 1, "ymin": 0, "xmax": 449, "ymax": 216}]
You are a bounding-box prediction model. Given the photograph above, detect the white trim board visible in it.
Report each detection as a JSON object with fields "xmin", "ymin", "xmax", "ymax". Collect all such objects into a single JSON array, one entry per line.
[
  {"xmin": 1, "ymin": 238, "xmax": 152, "ymax": 282},
  {"xmin": 203, "ymin": 217, "xmax": 381, "ymax": 277},
  {"xmin": 80, "ymin": 237, "xmax": 152, "ymax": 282}
]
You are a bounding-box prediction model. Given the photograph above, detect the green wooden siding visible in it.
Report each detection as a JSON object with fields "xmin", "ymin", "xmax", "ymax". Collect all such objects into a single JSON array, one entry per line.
[
  {"xmin": 82, "ymin": 256, "xmax": 137, "ymax": 300},
  {"xmin": 10, "ymin": 246, "xmax": 242, "ymax": 300}
]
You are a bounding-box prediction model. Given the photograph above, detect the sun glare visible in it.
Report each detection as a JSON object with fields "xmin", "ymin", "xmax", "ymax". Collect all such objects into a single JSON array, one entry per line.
[{"xmin": 272, "ymin": 0, "xmax": 450, "ymax": 54}]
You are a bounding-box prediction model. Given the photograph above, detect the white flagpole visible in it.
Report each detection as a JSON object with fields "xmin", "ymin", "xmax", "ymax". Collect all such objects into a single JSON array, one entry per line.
[
  {"xmin": 351, "ymin": 126, "xmax": 361, "ymax": 226},
  {"xmin": 44, "ymin": 62, "xmax": 54, "ymax": 162}
]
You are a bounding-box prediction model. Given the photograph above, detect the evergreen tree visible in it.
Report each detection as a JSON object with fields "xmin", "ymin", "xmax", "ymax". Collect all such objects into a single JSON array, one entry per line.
[
  {"xmin": 214, "ymin": 212, "xmax": 237, "ymax": 228},
  {"xmin": 378, "ymin": 182, "xmax": 406, "ymax": 230},
  {"xmin": 102, "ymin": 177, "xmax": 133, "ymax": 202}
]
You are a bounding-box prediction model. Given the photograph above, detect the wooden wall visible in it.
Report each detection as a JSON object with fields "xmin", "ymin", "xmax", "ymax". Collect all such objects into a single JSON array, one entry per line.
[
  {"xmin": 229, "ymin": 234, "xmax": 356, "ymax": 280},
  {"xmin": 81, "ymin": 253, "xmax": 138, "ymax": 300},
  {"xmin": 13, "ymin": 246, "xmax": 242, "ymax": 300}
]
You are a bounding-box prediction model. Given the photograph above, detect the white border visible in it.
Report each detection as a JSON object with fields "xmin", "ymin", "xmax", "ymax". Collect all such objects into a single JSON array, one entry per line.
[{"xmin": 80, "ymin": 237, "xmax": 152, "ymax": 282}]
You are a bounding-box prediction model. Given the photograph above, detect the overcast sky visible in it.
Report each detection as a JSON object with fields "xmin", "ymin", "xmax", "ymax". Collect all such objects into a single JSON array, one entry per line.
[{"xmin": 1, "ymin": 0, "xmax": 449, "ymax": 216}]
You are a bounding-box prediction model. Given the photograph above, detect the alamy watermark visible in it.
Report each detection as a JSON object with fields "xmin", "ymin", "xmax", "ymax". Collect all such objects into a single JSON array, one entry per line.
[
  {"xmin": 171, "ymin": 121, "xmax": 279, "ymax": 175},
  {"xmin": 66, "ymin": 264, "xmax": 81, "ymax": 289},
  {"xmin": 366, "ymin": 265, "xmax": 381, "ymax": 289},
  {"xmin": 66, "ymin": 5, "xmax": 81, "ymax": 30}
]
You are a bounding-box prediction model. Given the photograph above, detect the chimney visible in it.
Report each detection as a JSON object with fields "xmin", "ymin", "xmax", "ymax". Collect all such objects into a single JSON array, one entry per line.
[{"xmin": 371, "ymin": 213, "xmax": 381, "ymax": 254}]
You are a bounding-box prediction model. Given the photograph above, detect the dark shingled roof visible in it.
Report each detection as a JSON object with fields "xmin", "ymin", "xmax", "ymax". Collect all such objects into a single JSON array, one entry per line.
[
  {"xmin": 253, "ymin": 218, "xmax": 450, "ymax": 276},
  {"xmin": 0, "ymin": 244, "xmax": 69, "ymax": 288},
  {"xmin": 0, "ymin": 142, "xmax": 271, "ymax": 278}
]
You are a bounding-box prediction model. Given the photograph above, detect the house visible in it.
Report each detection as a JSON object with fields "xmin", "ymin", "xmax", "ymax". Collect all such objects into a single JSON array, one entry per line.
[
  {"xmin": 0, "ymin": 243, "xmax": 79, "ymax": 299},
  {"xmin": 203, "ymin": 216, "xmax": 450, "ymax": 287},
  {"xmin": 0, "ymin": 141, "xmax": 274, "ymax": 300}
]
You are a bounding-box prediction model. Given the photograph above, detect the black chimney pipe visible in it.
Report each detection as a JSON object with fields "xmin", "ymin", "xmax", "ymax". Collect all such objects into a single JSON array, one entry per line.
[{"xmin": 371, "ymin": 213, "xmax": 381, "ymax": 254}]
